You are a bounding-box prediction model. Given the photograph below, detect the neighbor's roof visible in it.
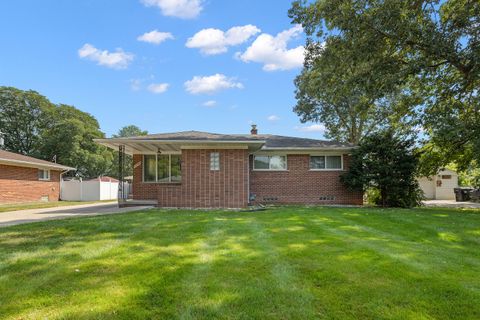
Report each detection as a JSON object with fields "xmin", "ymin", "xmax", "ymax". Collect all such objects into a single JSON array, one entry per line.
[
  {"xmin": 0, "ymin": 149, "xmax": 75, "ymax": 171},
  {"xmin": 95, "ymin": 130, "xmax": 355, "ymax": 154},
  {"xmin": 87, "ymin": 176, "xmax": 119, "ymax": 182}
]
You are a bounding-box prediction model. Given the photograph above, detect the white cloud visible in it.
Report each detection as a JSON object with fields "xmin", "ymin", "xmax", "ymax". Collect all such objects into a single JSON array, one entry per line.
[
  {"xmin": 186, "ymin": 25, "xmax": 260, "ymax": 55},
  {"xmin": 78, "ymin": 43, "xmax": 134, "ymax": 69},
  {"xmin": 267, "ymin": 115, "xmax": 280, "ymax": 122},
  {"xmin": 202, "ymin": 100, "xmax": 217, "ymax": 107},
  {"xmin": 137, "ymin": 30, "xmax": 174, "ymax": 45},
  {"xmin": 237, "ymin": 25, "xmax": 304, "ymax": 71},
  {"xmin": 141, "ymin": 0, "xmax": 202, "ymax": 19},
  {"xmin": 295, "ymin": 124, "xmax": 326, "ymax": 133},
  {"xmin": 184, "ymin": 74, "xmax": 243, "ymax": 94},
  {"xmin": 147, "ymin": 83, "xmax": 170, "ymax": 93}
]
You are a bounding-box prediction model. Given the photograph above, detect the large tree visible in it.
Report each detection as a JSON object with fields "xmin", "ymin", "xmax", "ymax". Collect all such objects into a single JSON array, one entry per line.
[
  {"xmin": 289, "ymin": 0, "xmax": 480, "ymax": 171},
  {"xmin": 0, "ymin": 86, "xmax": 113, "ymax": 178},
  {"xmin": 39, "ymin": 104, "xmax": 114, "ymax": 178},
  {"xmin": 293, "ymin": 29, "xmax": 418, "ymax": 144},
  {"xmin": 0, "ymin": 87, "xmax": 54, "ymax": 155}
]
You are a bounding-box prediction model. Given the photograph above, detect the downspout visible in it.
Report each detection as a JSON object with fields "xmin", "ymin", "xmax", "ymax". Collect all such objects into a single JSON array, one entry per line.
[{"xmin": 247, "ymin": 153, "xmax": 250, "ymax": 206}]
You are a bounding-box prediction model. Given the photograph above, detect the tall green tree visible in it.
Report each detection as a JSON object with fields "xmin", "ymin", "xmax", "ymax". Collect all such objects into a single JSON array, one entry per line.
[
  {"xmin": 0, "ymin": 87, "xmax": 54, "ymax": 155},
  {"xmin": 39, "ymin": 105, "xmax": 114, "ymax": 178},
  {"xmin": 112, "ymin": 125, "xmax": 148, "ymax": 139},
  {"xmin": 293, "ymin": 32, "xmax": 418, "ymax": 144},
  {"xmin": 341, "ymin": 130, "xmax": 423, "ymax": 207},
  {"xmin": 289, "ymin": 0, "xmax": 480, "ymax": 171},
  {"xmin": 0, "ymin": 86, "xmax": 113, "ymax": 178}
]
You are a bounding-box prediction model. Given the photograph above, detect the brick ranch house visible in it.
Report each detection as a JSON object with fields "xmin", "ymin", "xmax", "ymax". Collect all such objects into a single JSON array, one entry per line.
[
  {"xmin": 95, "ymin": 127, "xmax": 363, "ymax": 208},
  {"xmin": 0, "ymin": 149, "xmax": 75, "ymax": 204}
]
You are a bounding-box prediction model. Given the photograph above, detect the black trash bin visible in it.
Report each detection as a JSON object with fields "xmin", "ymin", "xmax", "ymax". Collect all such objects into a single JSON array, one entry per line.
[
  {"xmin": 454, "ymin": 187, "xmax": 473, "ymax": 202},
  {"xmin": 471, "ymin": 189, "xmax": 480, "ymax": 202}
]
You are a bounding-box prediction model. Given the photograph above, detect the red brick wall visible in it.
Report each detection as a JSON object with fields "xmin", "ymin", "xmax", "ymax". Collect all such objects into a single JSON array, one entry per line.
[
  {"xmin": 249, "ymin": 154, "xmax": 363, "ymax": 205},
  {"xmin": 132, "ymin": 149, "xmax": 249, "ymax": 208},
  {"xmin": 0, "ymin": 164, "xmax": 61, "ymax": 203}
]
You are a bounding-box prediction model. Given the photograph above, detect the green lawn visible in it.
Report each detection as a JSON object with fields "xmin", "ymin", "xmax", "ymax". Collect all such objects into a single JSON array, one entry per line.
[
  {"xmin": 0, "ymin": 200, "xmax": 115, "ymax": 213},
  {"xmin": 0, "ymin": 206, "xmax": 479, "ymax": 319}
]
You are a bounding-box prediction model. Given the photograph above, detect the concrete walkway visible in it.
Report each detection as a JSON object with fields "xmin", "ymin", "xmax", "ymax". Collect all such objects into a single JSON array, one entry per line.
[
  {"xmin": 423, "ymin": 200, "xmax": 480, "ymax": 209},
  {"xmin": 0, "ymin": 202, "xmax": 153, "ymax": 227}
]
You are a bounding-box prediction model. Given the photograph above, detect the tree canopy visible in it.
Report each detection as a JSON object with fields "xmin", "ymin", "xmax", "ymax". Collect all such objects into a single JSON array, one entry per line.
[
  {"xmin": 0, "ymin": 87, "xmax": 53, "ymax": 155},
  {"xmin": 112, "ymin": 125, "xmax": 148, "ymax": 139},
  {"xmin": 0, "ymin": 86, "xmax": 113, "ymax": 178},
  {"xmin": 289, "ymin": 0, "xmax": 480, "ymax": 171}
]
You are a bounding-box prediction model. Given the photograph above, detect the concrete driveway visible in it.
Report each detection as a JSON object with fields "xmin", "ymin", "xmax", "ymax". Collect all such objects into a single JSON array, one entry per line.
[
  {"xmin": 0, "ymin": 202, "xmax": 153, "ymax": 227},
  {"xmin": 423, "ymin": 200, "xmax": 480, "ymax": 209}
]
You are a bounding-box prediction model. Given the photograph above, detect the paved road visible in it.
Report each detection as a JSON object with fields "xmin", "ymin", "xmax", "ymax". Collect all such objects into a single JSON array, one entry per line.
[{"xmin": 0, "ymin": 202, "xmax": 153, "ymax": 227}]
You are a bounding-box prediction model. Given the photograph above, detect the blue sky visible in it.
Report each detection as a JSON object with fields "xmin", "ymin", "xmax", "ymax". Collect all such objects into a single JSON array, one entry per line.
[{"xmin": 0, "ymin": 0, "xmax": 325, "ymax": 138}]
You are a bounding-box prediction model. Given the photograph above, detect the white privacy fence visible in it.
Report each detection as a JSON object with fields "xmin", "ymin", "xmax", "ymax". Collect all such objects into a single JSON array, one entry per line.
[{"xmin": 61, "ymin": 179, "xmax": 130, "ymax": 201}]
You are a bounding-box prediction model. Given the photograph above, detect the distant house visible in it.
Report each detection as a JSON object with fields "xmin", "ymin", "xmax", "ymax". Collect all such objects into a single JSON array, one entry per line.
[
  {"xmin": 0, "ymin": 150, "xmax": 75, "ymax": 204},
  {"xmin": 95, "ymin": 126, "xmax": 363, "ymax": 208},
  {"xmin": 418, "ymin": 169, "xmax": 458, "ymax": 200}
]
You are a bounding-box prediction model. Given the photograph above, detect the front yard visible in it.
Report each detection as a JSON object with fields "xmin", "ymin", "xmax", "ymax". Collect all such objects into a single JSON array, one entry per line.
[
  {"xmin": 0, "ymin": 206, "xmax": 479, "ymax": 319},
  {"xmin": 0, "ymin": 200, "xmax": 115, "ymax": 213}
]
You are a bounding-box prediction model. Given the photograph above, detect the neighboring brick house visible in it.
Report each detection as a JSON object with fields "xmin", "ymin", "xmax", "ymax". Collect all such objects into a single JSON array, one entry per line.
[
  {"xmin": 95, "ymin": 127, "xmax": 363, "ymax": 208},
  {"xmin": 0, "ymin": 150, "xmax": 75, "ymax": 204}
]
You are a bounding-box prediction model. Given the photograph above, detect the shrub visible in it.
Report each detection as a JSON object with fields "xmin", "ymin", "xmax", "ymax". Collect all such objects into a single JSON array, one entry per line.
[{"xmin": 341, "ymin": 130, "xmax": 423, "ymax": 208}]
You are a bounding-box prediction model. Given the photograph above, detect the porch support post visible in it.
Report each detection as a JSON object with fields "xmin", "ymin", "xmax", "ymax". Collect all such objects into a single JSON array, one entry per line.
[{"xmin": 118, "ymin": 145, "xmax": 125, "ymax": 205}]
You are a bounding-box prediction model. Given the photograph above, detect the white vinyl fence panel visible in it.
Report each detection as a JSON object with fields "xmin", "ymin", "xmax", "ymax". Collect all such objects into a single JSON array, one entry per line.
[{"xmin": 61, "ymin": 179, "xmax": 128, "ymax": 201}]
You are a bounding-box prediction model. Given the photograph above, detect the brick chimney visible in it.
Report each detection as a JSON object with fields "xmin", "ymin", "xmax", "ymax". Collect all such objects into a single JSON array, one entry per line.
[{"xmin": 250, "ymin": 124, "xmax": 258, "ymax": 135}]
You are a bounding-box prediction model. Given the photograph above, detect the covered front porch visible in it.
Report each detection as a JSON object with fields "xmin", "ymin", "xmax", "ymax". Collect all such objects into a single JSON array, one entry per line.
[{"xmin": 94, "ymin": 136, "xmax": 265, "ymax": 208}]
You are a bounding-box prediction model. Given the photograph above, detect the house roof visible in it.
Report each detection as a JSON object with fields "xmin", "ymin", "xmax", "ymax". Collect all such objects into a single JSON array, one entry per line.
[
  {"xmin": 0, "ymin": 149, "xmax": 75, "ymax": 171},
  {"xmin": 87, "ymin": 176, "xmax": 119, "ymax": 182},
  {"xmin": 95, "ymin": 130, "xmax": 355, "ymax": 154},
  {"xmin": 125, "ymin": 131, "xmax": 354, "ymax": 148}
]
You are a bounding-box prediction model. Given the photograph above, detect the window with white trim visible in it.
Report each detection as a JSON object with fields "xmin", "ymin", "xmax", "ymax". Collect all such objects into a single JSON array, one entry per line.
[
  {"xmin": 143, "ymin": 154, "xmax": 181, "ymax": 182},
  {"xmin": 310, "ymin": 155, "xmax": 342, "ymax": 170},
  {"xmin": 210, "ymin": 152, "xmax": 220, "ymax": 171},
  {"xmin": 38, "ymin": 169, "xmax": 50, "ymax": 181},
  {"xmin": 253, "ymin": 155, "xmax": 287, "ymax": 170}
]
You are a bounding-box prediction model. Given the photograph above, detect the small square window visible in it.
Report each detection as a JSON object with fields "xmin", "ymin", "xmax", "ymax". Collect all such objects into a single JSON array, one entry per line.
[
  {"xmin": 38, "ymin": 169, "xmax": 50, "ymax": 181},
  {"xmin": 210, "ymin": 152, "xmax": 220, "ymax": 171}
]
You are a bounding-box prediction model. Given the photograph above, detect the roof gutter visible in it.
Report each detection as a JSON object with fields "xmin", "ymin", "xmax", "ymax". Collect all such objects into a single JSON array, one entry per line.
[
  {"xmin": 0, "ymin": 159, "xmax": 76, "ymax": 171},
  {"xmin": 259, "ymin": 146, "xmax": 357, "ymax": 151},
  {"xmin": 93, "ymin": 138, "xmax": 266, "ymax": 144}
]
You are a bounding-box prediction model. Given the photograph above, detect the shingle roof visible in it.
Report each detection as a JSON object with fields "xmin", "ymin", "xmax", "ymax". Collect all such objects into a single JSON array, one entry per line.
[
  {"xmin": 0, "ymin": 149, "xmax": 75, "ymax": 171},
  {"xmin": 125, "ymin": 130, "xmax": 354, "ymax": 149}
]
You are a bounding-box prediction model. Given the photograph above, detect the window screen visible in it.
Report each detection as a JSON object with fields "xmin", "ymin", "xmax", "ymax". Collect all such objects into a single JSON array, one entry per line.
[
  {"xmin": 310, "ymin": 155, "xmax": 342, "ymax": 170},
  {"xmin": 38, "ymin": 169, "xmax": 50, "ymax": 180},
  {"xmin": 157, "ymin": 155, "xmax": 170, "ymax": 182},
  {"xmin": 326, "ymin": 156, "xmax": 342, "ymax": 169},
  {"xmin": 310, "ymin": 156, "xmax": 326, "ymax": 169},
  {"xmin": 171, "ymin": 155, "xmax": 182, "ymax": 181},
  {"xmin": 253, "ymin": 155, "xmax": 287, "ymax": 170},
  {"xmin": 144, "ymin": 154, "xmax": 182, "ymax": 182},
  {"xmin": 143, "ymin": 155, "xmax": 156, "ymax": 182}
]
